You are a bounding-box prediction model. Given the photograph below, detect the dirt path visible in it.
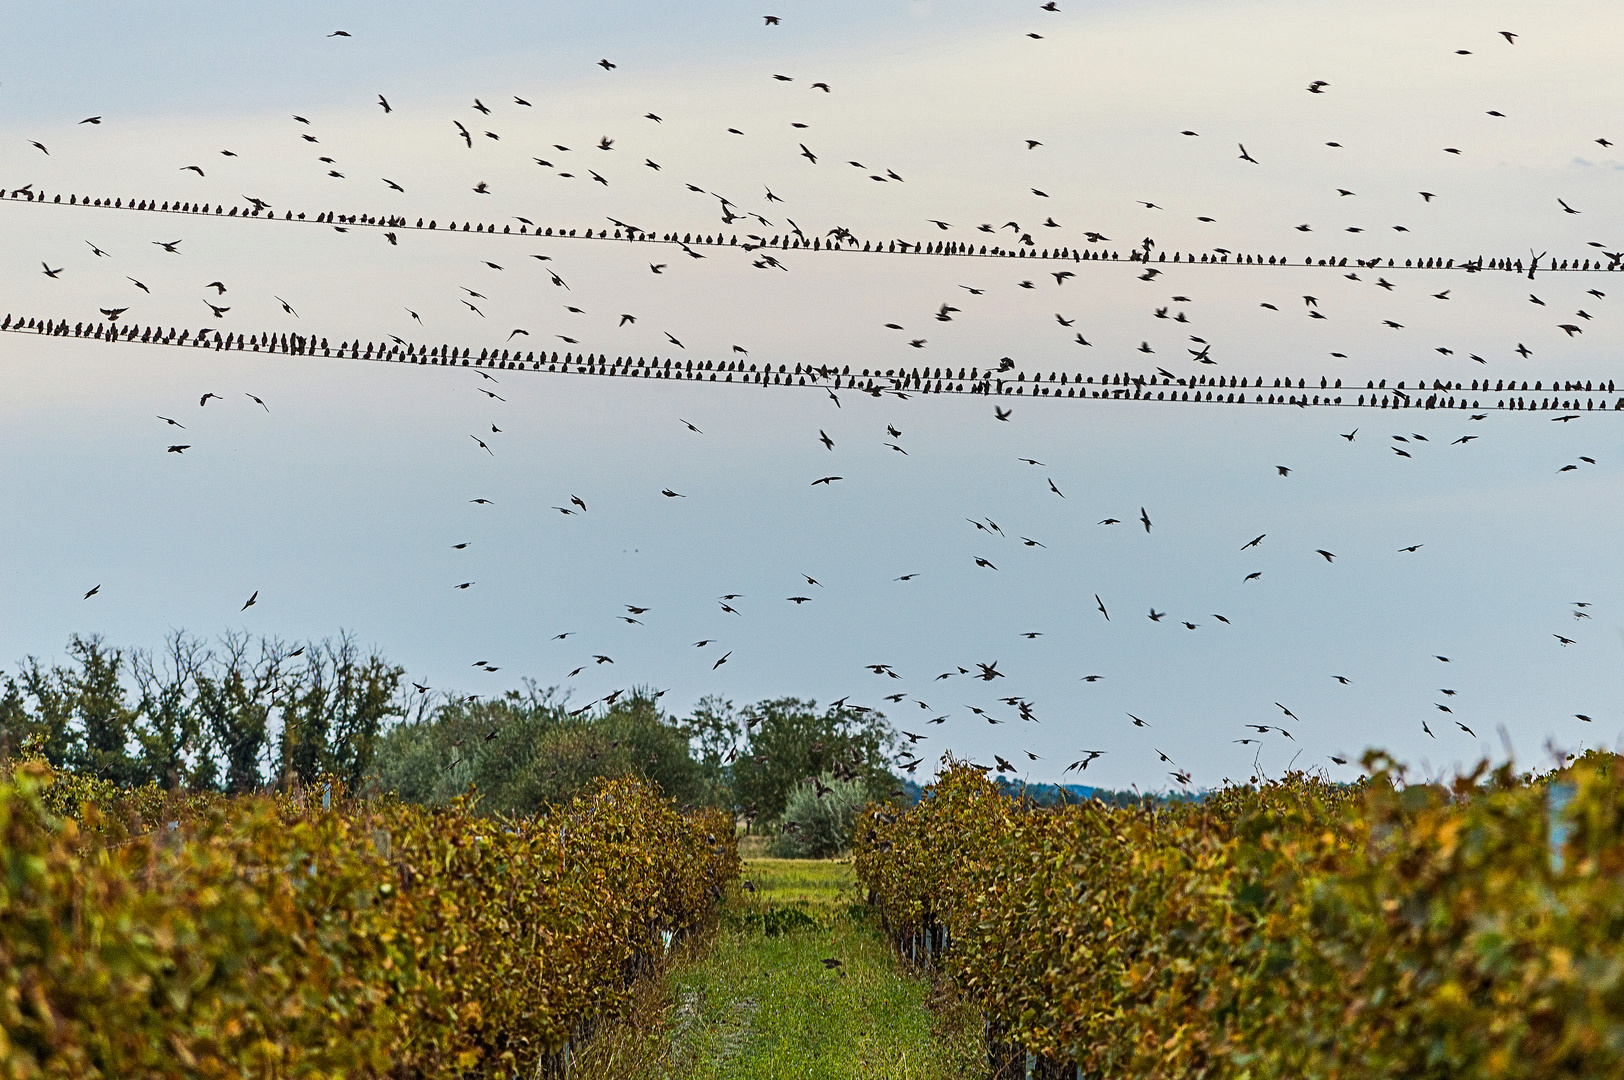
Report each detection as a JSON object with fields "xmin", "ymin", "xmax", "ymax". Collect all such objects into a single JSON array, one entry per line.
[{"xmin": 572, "ymin": 856, "xmax": 986, "ymax": 1080}]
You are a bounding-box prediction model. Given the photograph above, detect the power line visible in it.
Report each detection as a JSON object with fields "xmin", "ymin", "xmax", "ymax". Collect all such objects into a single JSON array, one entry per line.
[
  {"xmin": 7, "ymin": 313, "xmax": 1619, "ymax": 415},
  {"xmin": 4, "ymin": 187, "xmax": 1619, "ymax": 274}
]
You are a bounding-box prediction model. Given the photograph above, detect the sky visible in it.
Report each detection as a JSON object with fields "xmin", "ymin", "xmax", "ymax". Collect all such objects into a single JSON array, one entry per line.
[{"xmin": 2, "ymin": 0, "xmax": 1622, "ymax": 791}]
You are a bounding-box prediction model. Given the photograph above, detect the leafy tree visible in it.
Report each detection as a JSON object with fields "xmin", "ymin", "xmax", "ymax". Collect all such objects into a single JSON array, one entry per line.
[
  {"xmin": 194, "ymin": 633, "xmax": 287, "ymax": 794},
  {"xmin": 769, "ymin": 772, "xmax": 870, "ymax": 858},
  {"xmin": 130, "ymin": 632, "xmax": 209, "ymax": 790},
  {"xmin": 676, "ymin": 695, "xmax": 743, "ymax": 807},
  {"xmin": 371, "ymin": 685, "xmax": 710, "ymax": 817},
  {"xmin": 0, "ymin": 671, "xmax": 40, "ymax": 762},
  {"xmin": 729, "ymin": 697, "xmax": 901, "ymax": 828},
  {"xmin": 10, "ymin": 636, "xmax": 142, "ymax": 784},
  {"xmin": 370, "ymin": 681, "xmax": 568, "ymax": 813},
  {"xmin": 519, "ymin": 692, "xmax": 704, "ymax": 811},
  {"xmin": 275, "ymin": 634, "xmax": 403, "ymax": 791}
]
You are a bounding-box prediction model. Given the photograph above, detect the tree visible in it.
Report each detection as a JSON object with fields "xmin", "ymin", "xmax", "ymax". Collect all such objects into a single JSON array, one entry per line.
[
  {"xmin": 729, "ymin": 697, "xmax": 901, "ymax": 828},
  {"xmin": 676, "ymin": 695, "xmax": 743, "ymax": 807},
  {"xmin": 9, "ymin": 636, "xmax": 142, "ymax": 784},
  {"xmin": 276, "ymin": 634, "xmax": 403, "ymax": 791},
  {"xmin": 518, "ymin": 692, "xmax": 704, "ymax": 811},
  {"xmin": 194, "ymin": 632, "xmax": 285, "ymax": 794},
  {"xmin": 130, "ymin": 631, "xmax": 208, "ymax": 789},
  {"xmin": 0, "ymin": 675, "xmax": 26, "ymax": 760},
  {"xmin": 370, "ymin": 681, "xmax": 568, "ymax": 813},
  {"xmin": 370, "ymin": 685, "xmax": 712, "ymax": 818}
]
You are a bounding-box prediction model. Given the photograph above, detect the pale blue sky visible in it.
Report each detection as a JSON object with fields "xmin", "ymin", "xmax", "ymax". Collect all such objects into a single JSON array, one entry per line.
[{"xmin": 2, "ymin": 0, "xmax": 1621, "ymax": 790}]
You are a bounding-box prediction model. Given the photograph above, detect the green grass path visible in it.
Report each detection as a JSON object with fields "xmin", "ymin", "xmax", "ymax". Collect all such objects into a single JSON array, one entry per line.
[{"xmin": 575, "ymin": 856, "xmax": 986, "ymax": 1080}]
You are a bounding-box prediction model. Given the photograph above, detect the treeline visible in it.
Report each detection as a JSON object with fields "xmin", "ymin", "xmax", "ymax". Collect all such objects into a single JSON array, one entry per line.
[
  {"xmin": 0, "ymin": 632, "xmax": 908, "ymax": 833},
  {"xmin": 0, "ymin": 631, "xmax": 400, "ymax": 794}
]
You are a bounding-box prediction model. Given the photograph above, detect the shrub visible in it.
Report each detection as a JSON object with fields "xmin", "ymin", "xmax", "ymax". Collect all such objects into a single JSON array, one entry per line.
[{"xmin": 770, "ymin": 771, "xmax": 868, "ymax": 858}]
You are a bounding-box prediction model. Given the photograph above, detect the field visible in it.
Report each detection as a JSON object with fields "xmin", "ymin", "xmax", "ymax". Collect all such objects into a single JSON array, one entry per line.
[{"xmin": 574, "ymin": 855, "xmax": 987, "ymax": 1080}]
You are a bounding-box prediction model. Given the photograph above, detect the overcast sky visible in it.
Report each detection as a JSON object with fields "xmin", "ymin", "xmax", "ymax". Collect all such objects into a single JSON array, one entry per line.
[{"xmin": 3, "ymin": 0, "xmax": 1622, "ymax": 791}]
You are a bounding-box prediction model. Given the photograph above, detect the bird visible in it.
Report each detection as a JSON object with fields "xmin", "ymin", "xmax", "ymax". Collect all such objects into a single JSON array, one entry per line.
[
  {"xmin": 1140, "ymin": 507, "xmax": 1152, "ymax": 532},
  {"xmin": 713, "ymin": 652, "xmax": 731, "ymax": 669},
  {"xmin": 199, "ymin": 393, "xmax": 221, "ymax": 407},
  {"xmin": 246, "ymin": 394, "xmax": 268, "ymax": 411},
  {"xmin": 29, "ymin": 141, "xmax": 48, "ymax": 155},
  {"xmin": 40, "ymin": 263, "xmax": 62, "ymax": 279},
  {"xmin": 204, "ymin": 301, "xmax": 230, "ymax": 318},
  {"xmin": 1275, "ymin": 466, "xmax": 1291, "ymax": 477},
  {"xmin": 1148, "ymin": 609, "xmax": 1165, "ymax": 622},
  {"xmin": 241, "ymin": 590, "xmax": 258, "ymax": 611},
  {"xmin": 1238, "ymin": 144, "xmax": 1258, "ymax": 163},
  {"xmin": 1242, "ymin": 534, "xmax": 1266, "ymax": 550},
  {"xmin": 1047, "ymin": 479, "xmax": 1064, "ymax": 497},
  {"xmin": 599, "ymin": 58, "xmax": 616, "ymax": 69},
  {"xmin": 1316, "ymin": 550, "xmax": 1336, "ymax": 562},
  {"xmin": 181, "ymin": 165, "xmax": 204, "ymax": 176},
  {"xmin": 662, "ymin": 489, "xmax": 685, "ymax": 498},
  {"xmin": 1559, "ymin": 199, "xmax": 1580, "ymax": 215},
  {"xmin": 153, "ymin": 240, "xmax": 182, "ymax": 254}
]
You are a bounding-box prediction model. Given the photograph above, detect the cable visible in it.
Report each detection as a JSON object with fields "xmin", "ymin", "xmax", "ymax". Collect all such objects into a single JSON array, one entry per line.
[
  {"xmin": 7, "ymin": 313, "xmax": 1619, "ymax": 415},
  {"xmin": 5, "ymin": 188, "xmax": 1619, "ymax": 274}
]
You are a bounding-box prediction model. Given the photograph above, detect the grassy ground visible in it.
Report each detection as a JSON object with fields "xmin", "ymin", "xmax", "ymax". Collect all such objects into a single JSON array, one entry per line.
[{"xmin": 571, "ymin": 856, "xmax": 987, "ymax": 1080}]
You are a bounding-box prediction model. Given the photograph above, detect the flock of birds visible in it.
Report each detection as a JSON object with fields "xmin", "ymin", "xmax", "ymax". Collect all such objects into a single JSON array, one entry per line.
[{"xmin": 6, "ymin": 8, "xmax": 1619, "ymax": 792}]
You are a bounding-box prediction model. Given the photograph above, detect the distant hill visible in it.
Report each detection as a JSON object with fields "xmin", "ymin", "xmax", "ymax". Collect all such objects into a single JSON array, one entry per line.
[{"xmin": 893, "ymin": 774, "xmax": 1205, "ymax": 807}]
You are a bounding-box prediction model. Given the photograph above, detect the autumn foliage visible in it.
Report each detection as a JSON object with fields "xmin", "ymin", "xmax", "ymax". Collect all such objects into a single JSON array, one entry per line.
[
  {"xmin": 0, "ymin": 760, "xmax": 736, "ymax": 1078},
  {"xmin": 856, "ymin": 751, "xmax": 1624, "ymax": 1079}
]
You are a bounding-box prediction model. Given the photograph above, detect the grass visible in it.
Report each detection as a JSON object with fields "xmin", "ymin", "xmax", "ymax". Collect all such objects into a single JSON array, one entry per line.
[{"xmin": 570, "ymin": 856, "xmax": 988, "ymax": 1080}]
